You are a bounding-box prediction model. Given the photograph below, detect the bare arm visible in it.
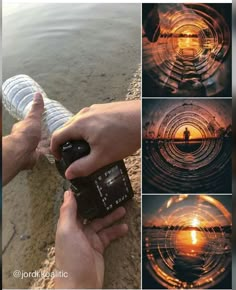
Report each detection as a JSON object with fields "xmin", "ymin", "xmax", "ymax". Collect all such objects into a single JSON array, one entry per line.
[
  {"xmin": 2, "ymin": 93, "xmax": 44, "ymax": 186},
  {"xmin": 51, "ymin": 100, "xmax": 141, "ymax": 179}
]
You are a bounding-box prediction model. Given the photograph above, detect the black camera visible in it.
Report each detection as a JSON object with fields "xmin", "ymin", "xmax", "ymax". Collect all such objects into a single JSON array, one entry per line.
[{"xmin": 56, "ymin": 140, "xmax": 134, "ymax": 219}]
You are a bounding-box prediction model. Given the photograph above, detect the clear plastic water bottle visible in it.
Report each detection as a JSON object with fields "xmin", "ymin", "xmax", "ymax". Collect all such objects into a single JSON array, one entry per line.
[
  {"xmin": 2, "ymin": 74, "xmax": 74, "ymax": 162},
  {"xmin": 3, "ymin": 76, "xmax": 135, "ymax": 219}
]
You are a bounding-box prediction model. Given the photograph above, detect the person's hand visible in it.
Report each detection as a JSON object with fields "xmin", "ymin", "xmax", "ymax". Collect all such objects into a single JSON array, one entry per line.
[
  {"xmin": 2, "ymin": 93, "xmax": 44, "ymax": 185},
  {"xmin": 55, "ymin": 191, "xmax": 128, "ymax": 289},
  {"xmin": 10, "ymin": 92, "xmax": 44, "ymax": 169},
  {"xmin": 51, "ymin": 100, "xmax": 140, "ymax": 179}
]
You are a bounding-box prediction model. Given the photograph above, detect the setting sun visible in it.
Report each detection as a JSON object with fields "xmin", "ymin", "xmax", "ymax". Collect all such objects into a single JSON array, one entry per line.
[
  {"xmin": 192, "ymin": 217, "xmax": 200, "ymax": 228},
  {"xmin": 175, "ymin": 125, "xmax": 202, "ymax": 139},
  {"xmin": 175, "ymin": 230, "xmax": 206, "ymax": 255}
]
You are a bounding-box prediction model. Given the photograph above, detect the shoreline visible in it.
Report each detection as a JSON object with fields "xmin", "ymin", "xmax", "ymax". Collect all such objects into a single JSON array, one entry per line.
[{"xmin": 3, "ymin": 66, "xmax": 141, "ymax": 289}]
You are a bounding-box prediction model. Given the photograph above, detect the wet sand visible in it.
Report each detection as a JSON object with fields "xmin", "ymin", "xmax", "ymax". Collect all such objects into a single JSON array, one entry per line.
[
  {"xmin": 3, "ymin": 4, "xmax": 141, "ymax": 288},
  {"xmin": 2, "ymin": 67, "xmax": 141, "ymax": 289}
]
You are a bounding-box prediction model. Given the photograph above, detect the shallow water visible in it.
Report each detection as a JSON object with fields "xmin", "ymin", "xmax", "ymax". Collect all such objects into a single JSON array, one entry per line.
[
  {"xmin": 2, "ymin": 3, "xmax": 141, "ymax": 289},
  {"xmin": 143, "ymin": 229, "xmax": 231, "ymax": 254},
  {"xmin": 143, "ymin": 229, "xmax": 232, "ymax": 289},
  {"xmin": 3, "ymin": 3, "xmax": 141, "ymax": 132}
]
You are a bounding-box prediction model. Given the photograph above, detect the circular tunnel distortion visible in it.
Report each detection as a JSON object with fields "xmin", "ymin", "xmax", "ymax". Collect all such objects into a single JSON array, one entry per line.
[
  {"xmin": 143, "ymin": 195, "xmax": 232, "ymax": 289},
  {"xmin": 142, "ymin": 3, "xmax": 231, "ymax": 97},
  {"xmin": 142, "ymin": 101, "xmax": 232, "ymax": 193}
]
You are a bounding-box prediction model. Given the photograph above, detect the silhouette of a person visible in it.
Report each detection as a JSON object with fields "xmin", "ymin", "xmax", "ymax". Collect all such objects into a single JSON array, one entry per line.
[{"xmin": 183, "ymin": 127, "xmax": 190, "ymax": 144}]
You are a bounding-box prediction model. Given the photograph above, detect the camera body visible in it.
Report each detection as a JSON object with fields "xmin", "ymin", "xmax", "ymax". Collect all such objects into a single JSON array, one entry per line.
[{"xmin": 56, "ymin": 140, "xmax": 134, "ymax": 219}]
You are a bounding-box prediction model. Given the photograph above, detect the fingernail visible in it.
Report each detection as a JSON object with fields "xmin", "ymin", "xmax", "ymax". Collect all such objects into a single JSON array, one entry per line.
[
  {"xmin": 122, "ymin": 224, "xmax": 129, "ymax": 232},
  {"xmin": 119, "ymin": 206, "xmax": 126, "ymax": 215},
  {"xmin": 33, "ymin": 93, "xmax": 42, "ymax": 102},
  {"xmin": 64, "ymin": 191, "xmax": 71, "ymax": 200},
  {"xmin": 65, "ymin": 170, "xmax": 73, "ymax": 180}
]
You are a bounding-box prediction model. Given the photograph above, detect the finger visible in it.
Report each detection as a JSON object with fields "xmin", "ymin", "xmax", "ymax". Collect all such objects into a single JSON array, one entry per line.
[
  {"xmin": 26, "ymin": 92, "xmax": 44, "ymax": 120},
  {"xmin": 98, "ymin": 223, "xmax": 128, "ymax": 250},
  {"xmin": 50, "ymin": 125, "xmax": 83, "ymax": 160},
  {"xmin": 58, "ymin": 191, "xmax": 83, "ymax": 229},
  {"xmin": 65, "ymin": 151, "xmax": 104, "ymax": 179},
  {"xmin": 89, "ymin": 207, "xmax": 126, "ymax": 233}
]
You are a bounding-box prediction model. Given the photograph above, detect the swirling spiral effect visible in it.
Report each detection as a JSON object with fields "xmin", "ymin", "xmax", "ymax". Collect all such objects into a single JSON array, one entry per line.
[
  {"xmin": 143, "ymin": 195, "xmax": 231, "ymax": 289},
  {"xmin": 143, "ymin": 102, "xmax": 232, "ymax": 193},
  {"xmin": 143, "ymin": 4, "xmax": 231, "ymax": 96}
]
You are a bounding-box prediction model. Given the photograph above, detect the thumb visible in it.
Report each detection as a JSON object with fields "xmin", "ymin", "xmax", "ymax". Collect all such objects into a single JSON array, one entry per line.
[
  {"xmin": 65, "ymin": 151, "xmax": 104, "ymax": 179},
  {"xmin": 27, "ymin": 92, "xmax": 44, "ymax": 120},
  {"xmin": 59, "ymin": 191, "xmax": 81, "ymax": 229}
]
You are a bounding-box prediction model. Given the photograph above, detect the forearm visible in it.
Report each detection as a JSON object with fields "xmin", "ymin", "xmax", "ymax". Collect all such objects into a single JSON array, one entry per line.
[{"xmin": 2, "ymin": 134, "xmax": 28, "ymax": 186}]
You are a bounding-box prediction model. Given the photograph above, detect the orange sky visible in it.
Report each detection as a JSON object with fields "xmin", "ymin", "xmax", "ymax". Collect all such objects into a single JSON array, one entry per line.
[{"xmin": 175, "ymin": 125, "xmax": 202, "ymax": 139}]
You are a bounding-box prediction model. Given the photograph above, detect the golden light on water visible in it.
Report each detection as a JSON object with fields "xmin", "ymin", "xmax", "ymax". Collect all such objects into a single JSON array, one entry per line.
[
  {"xmin": 174, "ymin": 216, "xmax": 206, "ymax": 254},
  {"xmin": 191, "ymin": 230, "xmax": 197, "ymax": 245},
  {"xmin": 175, "ymin": 230, "xmax": 206, "ymax": 255},
  {"xmin": 143, "ymin": 3, "xmax": 231, "ymax": 97},
  {"xmin": 177, "ymin": 36, "xmax": 200, "ymax": 50},
  {"xmin": 144, "ymin": 195, "xmax": 232, "ymax": 288}
]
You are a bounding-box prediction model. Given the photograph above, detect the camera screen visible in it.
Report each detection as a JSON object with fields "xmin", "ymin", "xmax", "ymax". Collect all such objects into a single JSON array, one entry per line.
[{"xmin": 94, "ymin": 164, "xmax": 130, "ymax": 211}]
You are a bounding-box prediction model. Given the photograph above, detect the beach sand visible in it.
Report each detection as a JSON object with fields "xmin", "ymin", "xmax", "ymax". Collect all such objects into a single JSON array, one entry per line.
[{"xmin": 2, "ymin": 67, "xmax": 141, "ymax": 289}]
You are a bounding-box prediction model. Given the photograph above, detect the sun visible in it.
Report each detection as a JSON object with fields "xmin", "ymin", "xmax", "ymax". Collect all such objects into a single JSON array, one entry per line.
[{"xmin": 191, "ymin": 217, "xmax": 200, "ymax": 227}]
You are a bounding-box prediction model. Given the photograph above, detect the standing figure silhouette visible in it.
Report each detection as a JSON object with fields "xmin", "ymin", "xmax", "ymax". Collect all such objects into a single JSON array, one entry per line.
[{"xmin": 183, "ymin": 127, "xmax": 190, "ymax": 144}]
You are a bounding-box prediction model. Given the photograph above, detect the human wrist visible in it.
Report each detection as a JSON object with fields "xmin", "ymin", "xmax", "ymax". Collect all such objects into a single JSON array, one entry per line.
[{"xmin": 7, "ymin": 133, "xmax": 32, "ymax": 169}]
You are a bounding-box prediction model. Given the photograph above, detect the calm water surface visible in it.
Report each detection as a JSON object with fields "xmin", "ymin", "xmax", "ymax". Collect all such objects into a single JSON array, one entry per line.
[{"xmin": 2, "ymin": 4, "xmax": 140, "ymax": 288}]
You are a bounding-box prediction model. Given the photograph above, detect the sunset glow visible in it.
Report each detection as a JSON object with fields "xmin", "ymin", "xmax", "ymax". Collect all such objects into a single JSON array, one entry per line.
[
  {"xmin": 192, "ymin": 217, "xmax": 200, "ymax": 228},
  {"xmin": 175, "ymin": 125, "xmax": 202, "ymax": 139},
  {"xmin": 191, "ymin": 230, "xmax": 197, "ymax": 245},
  {"xmin": 177, "ymin": 37, "xmax": 200, "ymax": 51},
  {"xmin": 175, "ymin": 230, "xmax": 206, "ymax": 255}
]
